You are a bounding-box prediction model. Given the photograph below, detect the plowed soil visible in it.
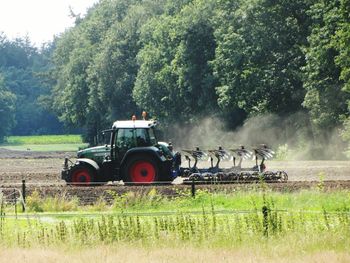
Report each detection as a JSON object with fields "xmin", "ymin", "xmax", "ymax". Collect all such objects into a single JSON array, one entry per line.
[{"xmin": 0, "ymin": 148, "xmax": 349, "ymax": 204}]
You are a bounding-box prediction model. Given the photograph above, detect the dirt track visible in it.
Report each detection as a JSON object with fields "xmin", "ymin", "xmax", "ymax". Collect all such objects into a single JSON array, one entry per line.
[{"xmin": 0, "ymin": 148, "xmax": 350, "ymax": 202}]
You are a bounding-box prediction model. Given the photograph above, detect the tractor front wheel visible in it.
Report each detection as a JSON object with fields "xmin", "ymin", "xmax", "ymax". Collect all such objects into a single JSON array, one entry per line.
[
  {"xmin": 69, "ymin": 165, "xmax": 96, "ymax": 186},
  {"xmin": 123, "ymin": 155, "xmax": 159, "ymax": 184}
]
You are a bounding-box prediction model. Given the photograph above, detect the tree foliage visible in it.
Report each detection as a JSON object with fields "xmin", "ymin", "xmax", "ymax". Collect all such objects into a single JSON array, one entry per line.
[
  {"xmin": 8, "ymin": 0, "xmax": 347, "ymax": 154},
  {"xmin": 213, "ymin": 0, "xmax": 312, "ymax": 117},
  {"xmin": 0, "ymin": 34, "xmax": 63, "ymax": 137},
  {"xmin": 303, "ymin": 0, "xmax": 349, "ymax": 133},
  {"xmin": 134, "ymin": 0, "xmax": 218, "ymax": 123},
  {"xmin": 0, "ymin": 74, "xmax": 16, "ymax": 142},
  {"xmin": 334, "ymin": 0, "xmax": 350, "ymax": 146}
]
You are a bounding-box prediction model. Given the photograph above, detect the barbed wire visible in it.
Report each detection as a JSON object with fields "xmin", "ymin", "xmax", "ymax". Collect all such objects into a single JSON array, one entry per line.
[{"xmin": 0, "ymin": 208, "xmax": 349, "ymax": 220}]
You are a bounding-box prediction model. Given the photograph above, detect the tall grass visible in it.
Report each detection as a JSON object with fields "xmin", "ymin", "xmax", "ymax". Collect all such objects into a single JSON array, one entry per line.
[
  {"xmin": 17, "ymin": 188, "xmax": 350, "ymax": 214},
  {"xmin": 1, "ymin": 190, "xmax": 349, "ymax": 261},
  {"xmin": 0, "ymin": 203, "xmax": 349, "ymax": 250},
  {"xmin": 0, "ymin": 189, "xmax": 349, "ymax": 253}
]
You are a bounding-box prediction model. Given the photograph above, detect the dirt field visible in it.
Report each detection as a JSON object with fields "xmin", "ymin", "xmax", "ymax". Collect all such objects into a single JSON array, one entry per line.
[
  {"xmin": 1, "ymin": 148, "xmax": 349, "ymax": 183},
  {"xmin": 0, "ymin": 148, "xmax": 349, "ymax": 202}
]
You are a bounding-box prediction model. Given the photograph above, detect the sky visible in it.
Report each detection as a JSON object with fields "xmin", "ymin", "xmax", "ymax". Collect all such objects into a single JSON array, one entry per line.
[{"xmin": 0, "ymin": 0, "xmax": 99, "ymax": 46}]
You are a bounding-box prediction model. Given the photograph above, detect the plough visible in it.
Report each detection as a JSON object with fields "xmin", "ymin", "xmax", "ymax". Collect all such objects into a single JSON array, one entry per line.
[{"xmin": 181, "ymin": 145, "xmax": 288, "ymax": 184}]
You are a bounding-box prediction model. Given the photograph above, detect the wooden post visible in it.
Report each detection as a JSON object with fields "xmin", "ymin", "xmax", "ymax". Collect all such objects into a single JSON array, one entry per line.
[
  {"xmin": 14, "ymin": 189, "xmax": 17, "ymax": 219},
  {"xmin": 191, "ymin": 179, "xmax": 196, "ymax": 198},
  {"xmin": 262, "ymin": 205, "xmax": 268, "ymax": 237},
  {"xmin": 21, "ymin": 180, "xmax": 26, "ymax": 212}
]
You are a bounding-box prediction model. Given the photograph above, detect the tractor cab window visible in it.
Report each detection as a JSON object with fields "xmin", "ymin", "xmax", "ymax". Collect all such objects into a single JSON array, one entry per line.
[
  {"xmin": 135, "ymin": 128, "xmax": 149, "ymax": 146},
  {"xmin": 115, "ymin": 128, "xmax": 157, "ymax": 150},
  {"xmin": 116, "ymin": 129, "xmax": 135, "ymax": 149},
  {"xmin": 148, "ymin": 128, "xmax": 157, "ymax": 145}
]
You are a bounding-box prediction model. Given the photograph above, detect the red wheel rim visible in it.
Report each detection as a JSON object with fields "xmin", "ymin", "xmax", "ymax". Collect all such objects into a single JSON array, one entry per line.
[
  {"xmin": 130, "ymin": 161, "xmax": 156, "ymax": 183},
  {"xmin": 72, "ymin": 168, "xmax": 91, "ymax": 184}
]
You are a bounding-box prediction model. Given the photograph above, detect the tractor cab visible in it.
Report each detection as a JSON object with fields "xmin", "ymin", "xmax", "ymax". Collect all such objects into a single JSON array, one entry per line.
[{"xmin": 109, "ymin": 120, "xmax": 163, "ymax": 162}]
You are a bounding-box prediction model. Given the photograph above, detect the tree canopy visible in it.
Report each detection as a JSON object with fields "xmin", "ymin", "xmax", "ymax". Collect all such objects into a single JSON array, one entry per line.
[
  {"xmin": 0, "ymin": 34, "xmax": 63, "ymax": 142},
  {"xmin": 0, "ymin": 74, "xmax": 16, "ymax": 142},
  {"xmin": 1, "ymin": 0, "xmax": 350, "ymax": 157}
]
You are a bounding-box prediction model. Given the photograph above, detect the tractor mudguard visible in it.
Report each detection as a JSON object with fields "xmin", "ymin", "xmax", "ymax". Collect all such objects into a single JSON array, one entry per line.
[
  {"xmin": 120, "ymin": 146, "xmax": 166, "ymax": 165},
  {"xmin": 61, "ymin": 158, "xmax": 101, "ymax": 182},
  {"xmin": 75, "ymin": 158, "xmax": 101, "ymax": 175}
]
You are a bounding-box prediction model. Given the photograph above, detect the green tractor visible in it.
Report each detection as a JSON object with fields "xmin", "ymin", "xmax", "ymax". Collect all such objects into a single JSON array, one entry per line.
[{"xmin": 62, "ymin": 119, "xmax": 181, "ymax": 185}]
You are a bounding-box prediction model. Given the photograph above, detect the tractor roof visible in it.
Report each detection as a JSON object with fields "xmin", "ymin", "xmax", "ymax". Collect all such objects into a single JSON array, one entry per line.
[{"xmin": 112, "ymin": 120, "xmax": 157, "ymax": 129}]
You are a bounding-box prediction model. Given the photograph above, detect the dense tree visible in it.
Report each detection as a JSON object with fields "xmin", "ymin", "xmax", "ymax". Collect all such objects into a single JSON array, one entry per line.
[
  {"xmin": 303, "ymin": 0, "xmax": 349, "ymax": 136},
  {"xmin": 213, "ymin": 0, "xmax": 313, "ymax": 118},
  {"xmin": 0, "ymin": 74, "xmax": 16, "ymax": 142},
  {"xmin": 51, "ymin": 0, "xmax": 130, "ymax": 143},
  {"xmin": 51, "ymin": 0, "xmax": 191, "ymax": 143},
  {"xmin": 41, "ymin": 0, "xmax": 350, "ymax": 155},
  {"xmin": 334, "ymin": 0, "xmax": 350, "ymax": 148},
  {"xmin": 134, "ymin": 0, "xmax": 218, "ymax": 124},
  {"xmin": 87, "ymin": 1, "xmax": 165, "ymax": 128},
  {"xmin": 0, "ymin": 34, "xmax": 63, "ymax": 136}
]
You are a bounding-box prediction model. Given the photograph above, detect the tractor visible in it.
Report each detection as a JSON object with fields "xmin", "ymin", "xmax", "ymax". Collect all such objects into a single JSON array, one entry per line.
[
  {"xmin": 62, "ymin": 117, "xmax": 181, "ymax": 185},
  {"xmin": 62, "ymin": 115, "xmax": 288, "ymax": 185}
]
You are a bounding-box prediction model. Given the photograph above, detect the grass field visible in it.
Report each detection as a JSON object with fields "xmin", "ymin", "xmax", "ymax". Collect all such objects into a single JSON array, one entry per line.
[
  {"xmin": 0, "ymin": 135, "xmax": 88, "ymax": 151},
  {"xmin": 20, "ymin": 188, "xmax": 350, "ymax": 213},
  {"xmin": 1, "ymin": 189, "xmax": 349, "ymax": 262}
]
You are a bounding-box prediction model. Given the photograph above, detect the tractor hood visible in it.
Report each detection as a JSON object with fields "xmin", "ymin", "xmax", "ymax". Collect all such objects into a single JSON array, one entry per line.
[{"xmin": 77, "ymin": 145, "xmax": 110, "ymax": 164}]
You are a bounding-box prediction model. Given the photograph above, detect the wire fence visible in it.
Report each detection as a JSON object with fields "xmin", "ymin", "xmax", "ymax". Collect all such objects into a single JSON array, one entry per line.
[
  {"xmin": 1, "ymin": 179, "xmax": 349, "ymax": 219},
  {"xmin": 1, "ymin": 207, "xmax": 350, "ymax": 221}
]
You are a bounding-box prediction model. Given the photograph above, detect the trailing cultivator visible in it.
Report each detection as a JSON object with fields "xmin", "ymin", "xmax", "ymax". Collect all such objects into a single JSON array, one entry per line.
[{"xmin": 181, "ymin": 145, "xmax": 288, "ymax": 184}]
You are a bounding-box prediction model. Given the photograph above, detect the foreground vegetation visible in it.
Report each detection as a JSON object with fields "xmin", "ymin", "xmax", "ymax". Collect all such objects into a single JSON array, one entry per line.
[
  {"xmin": 21, "ymin": 188, "xmax": 350, "ymax": 214},
  {"xmin": 0, "ymin": 246, "xmax": 349, "ymax": 263},
  {"xmin": 0, "ymin": 189, "xmax": 349, "ymax": 261}
]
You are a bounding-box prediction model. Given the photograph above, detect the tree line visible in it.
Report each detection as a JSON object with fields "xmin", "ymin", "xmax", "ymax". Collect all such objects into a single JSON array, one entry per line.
[
  {"xmin": 0, "ymin": 34, "xmax": 65, "ymax": 142},
  {"xmin": 0, "ymin": 0, "xmax": 349, "ymax": 157}
]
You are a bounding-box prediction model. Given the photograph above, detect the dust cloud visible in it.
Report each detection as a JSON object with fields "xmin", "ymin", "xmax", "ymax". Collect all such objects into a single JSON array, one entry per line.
[{"xmin": 164, "ymin": 113, "xmax": 348, "ymax": 160}]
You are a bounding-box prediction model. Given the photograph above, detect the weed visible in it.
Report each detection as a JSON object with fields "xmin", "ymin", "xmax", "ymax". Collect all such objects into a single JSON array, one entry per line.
[
  {"xmin": 317, "ymin": 172, "xmax": 326, "ymax": 191},
  {"xmin": 26, "ymin": 191, "xmax": 79, "ymax": 212}
]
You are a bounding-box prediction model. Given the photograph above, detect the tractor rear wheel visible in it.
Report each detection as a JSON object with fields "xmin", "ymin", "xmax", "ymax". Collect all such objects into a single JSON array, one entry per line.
[
  {"xmin": 123, "ymin": 155, "xmax": 159, "ymax": 184},
  {"xmin": 69, "ymin": 165, "xmax": 96, "ymax": 186}
]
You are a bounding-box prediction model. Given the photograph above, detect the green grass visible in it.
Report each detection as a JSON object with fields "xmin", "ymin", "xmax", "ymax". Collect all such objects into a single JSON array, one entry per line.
[
  {"xmin": 0, "ymin": 144, "xmax": 87, "ymax": 152},
  {"xmin": 105, "ymin": 188, "xmax": 350, "ymax": 214},
  {"xmin": 0, "ymin": 199, "xmax": 349, "ymax": 251},
  {"xmin": 0, "ymin": 189, "xmax": 349, "ymax": 256},
  {"xmin": 0, "ymin": 135, "xmax": 88, "ymax": 152},
  {"xmin": 4, "ymin": 135, "xmax": 84, "ymax": 145},
  {"xmin": 7, "ymin": 188, "xmax": 349, "ymax": 214}
]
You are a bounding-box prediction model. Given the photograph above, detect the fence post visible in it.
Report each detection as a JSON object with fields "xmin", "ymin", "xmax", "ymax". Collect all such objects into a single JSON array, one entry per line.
[
  {"xmin": 262, "ymin": 205, "xmax": 268, "ymax": 237},
  {"xmin": 191, "ymin": 179, "xmax": 196, "ymax": 198},
  {"xmin": 14, "ymin": 189, "xmax": 17, "ymax": 219},
  {"xmin": 21, "ymin": 180, "xmax": 26, "ymax": 212}
]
